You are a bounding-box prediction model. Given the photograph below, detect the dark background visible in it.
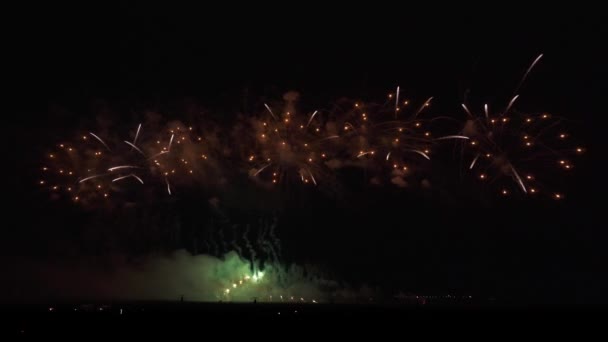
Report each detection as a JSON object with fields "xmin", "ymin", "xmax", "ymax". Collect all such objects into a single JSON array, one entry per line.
[{"xmin": 5, "ymin": 11, "xmax": 606, "ymax": 304}]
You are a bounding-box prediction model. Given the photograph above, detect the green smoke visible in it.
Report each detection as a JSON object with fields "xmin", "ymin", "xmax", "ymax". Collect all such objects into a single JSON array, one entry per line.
[{"xmin": 5, "ymin": 250, "xmax": 341, "ymax": 303}]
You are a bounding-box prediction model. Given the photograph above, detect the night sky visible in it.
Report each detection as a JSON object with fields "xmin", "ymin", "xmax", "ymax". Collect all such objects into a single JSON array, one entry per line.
[{"xmin": 5, "ymin": 12, "xmax": 606, "ymax": 305}]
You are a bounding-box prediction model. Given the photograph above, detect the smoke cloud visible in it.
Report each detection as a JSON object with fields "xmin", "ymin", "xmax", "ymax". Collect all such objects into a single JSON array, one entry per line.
[{"xmin": 3, "ymin": 250, "xmax": 367, "ymax": 303}]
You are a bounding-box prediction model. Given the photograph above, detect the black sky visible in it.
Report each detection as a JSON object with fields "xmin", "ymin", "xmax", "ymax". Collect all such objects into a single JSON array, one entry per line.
[{"xmin": 5, "ymin": 12, "xmax": 607, "ymax": 304}]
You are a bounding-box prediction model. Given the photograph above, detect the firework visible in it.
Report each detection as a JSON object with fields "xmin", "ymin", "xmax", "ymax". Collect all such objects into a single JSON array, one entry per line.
[
  {"xmin": 147, "ymin": 121, "xmax": 221, "ymax": 190},
  {"xmin": 40, "ymin": 121, "xmax": 220, "ymax": 205},
  {"xmin": 458, "ymin": 103, "xmax": 583, "ymax": 198},
  {"xmin": 456, "ymin": 55, "xmax": 583, "ymax": 198},
  {"xmin": 39, "ymin": 60, "xmax": 585, "ymax": 203},
  {"xmin": 237, "ymin": 97, "xmax": 340, "ymax": 189},
  {"xmin": 325, "ymin": 88, "xmax": 439, "ymax": 187},
  {"xmin": 40, "ymin": 128, "xmax": 148, "ymax": 205}
]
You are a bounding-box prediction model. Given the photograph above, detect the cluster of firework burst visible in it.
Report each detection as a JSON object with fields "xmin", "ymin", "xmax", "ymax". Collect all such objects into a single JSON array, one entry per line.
[{"xmin": 38, "ymin": 55, "xmax": 585, "ymax": 205}]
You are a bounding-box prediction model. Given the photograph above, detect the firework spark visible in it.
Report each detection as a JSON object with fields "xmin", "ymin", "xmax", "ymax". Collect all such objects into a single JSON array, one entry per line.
[
  {"xmin": 264, "ymin": 103, "xmax": 277, "ymax": 120},
  {"xmin": 124, "ymin": 141, "xmax": 146, "ymax": 156},
  {"xmin": 306, "ymin": 110, "xmax": 318, "ymax": 127},
  {"xmin": 78, "ymin": 174, "xmax": 105, "ymax": 183},
  {"xmin": 108, "ymin": 165, "xmax": 139, "ymax": 172},
  {"xmin": 133, "ymin": 123, "xmax": 142, "ymax": 145},
  {"xmin": 89, "ymin": 133, "xmax": 111, "ymax": 151}
]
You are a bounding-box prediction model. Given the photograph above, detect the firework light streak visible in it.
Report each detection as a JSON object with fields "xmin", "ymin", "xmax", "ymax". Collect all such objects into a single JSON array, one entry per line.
[
  {"xmin": 510, "ymin": 165, "xmax": 527, "ymax": 193},
  {"xmin": 78, "ymin": 174, "xmax": 105, "ymax": 183},
  {"xmin": 89, "ymin": 133, "xmax": 111, "ymax": 151},
  {"xmin": 395, "ymin": 86, "xmax": 400, "ymax": 117},
  {"xmin": 165, "ymin": 177, "xmax": 172, "ymax": 195},
  {"xmin": 357, "ymin": 151, "xmax": 374, "ymax": 158},
  {"xmin": 435, "ymin": 135, "xmax": 470, "ymax": 141},
  {"xmin": 133, "ymin": 123, "xmax": 142, "ymax": 145},
  {"xmin": 461, "ymin": 104, "xmax": 474, "ymax": 118},
  {"xmin": 131, "ymin": 174, "xmax": 144, "ymax": 184},
  {"xmin": 307, "ymin": 168, "xmax": 317, "ymax": 186},
  {"xmin": 504, "ymin": 95, "xmax": 519, "ymax": 115},
  {"xmin": 469, "ymin": 154, "xmax": 480, "ymax": 169},
  {"xmin": 306, "ymin": 110, "xmax": 318, "ymax": 127},
  {"xmin": 111, "ymin": 175, "xmax": 132, "ymax": 183},
  {"xmin": 108, "ymin": 165, "xmax": 139, "ymax": 172},
  {"xmin": 123, "ymin": 141, "xmax": 146, "ymax": 156},
  {"xmin": 112, "ymin": 174, "xmax": 145, "ymax": 184},
  {"xmin": 253, "ymin": 163, "xmax": 272, "ymax": 177},
  {"xmin": 414, "ymin": 97, "xmax": 433, "ymax": 117},
  {"xmin": 320, "ymin": 135, "xmax": 340, "ymax": 141},
  {"xmin": 408, "ymin": 149, "xmax": 431, "ymax": 160},
  {"xmin": 168, "ymin": 134, "xmax": 174, "ymax": 151},
  {"xmin": 264, "ymin": 103, "xmax": 277, "ymax": 120},
  {"xmin": 149, "ymin": 151, "xmax": 169, "ymax": 159},
  {"xmin": 514, "ymin": 54, "xmax": 543, "ymax": 94}
]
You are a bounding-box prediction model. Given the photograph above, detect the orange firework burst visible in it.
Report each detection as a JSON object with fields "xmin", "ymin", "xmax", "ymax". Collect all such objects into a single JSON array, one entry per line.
[
  {"xmin": 455, "ymin": 55, "xmax": 584, "ymax": 199},
  {"xmin": 239, "ymin": 101, "xmax": 340, "ymax": 188},
  {"xmin": 40, "ymin": 121, "xmax": 220, "ymax": 205},
  {"xmin": 459, "ymin": 101, "xmax": 583, "ymax": 199},
  {"xmin": 324, "ymin": 90, "xmax": 460, "ymax": 188}
]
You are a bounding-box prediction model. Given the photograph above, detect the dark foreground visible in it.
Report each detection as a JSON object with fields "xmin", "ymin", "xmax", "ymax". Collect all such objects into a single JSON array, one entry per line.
[{"xmin": 2, "ymin": 300, "xmax": 604, "ymax": 336}]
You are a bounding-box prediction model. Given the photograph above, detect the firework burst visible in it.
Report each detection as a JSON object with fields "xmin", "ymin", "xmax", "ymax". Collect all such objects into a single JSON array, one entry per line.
[
  {"xmin": 146, "ymin": 121, "xmax": 222, "ymax": 193},
  {"xmin": 40, "ymin": 121, "xmax": 221, "ymax": 205},
  {"xmin": 325, "ymin": 89, "xmax": 459, "ymax": 187},
  {"xmin": 458, "ymin": 102, "xmax": 583, "ymax": 199},
  {"xmin": 237, "ymin": 94, "xmax": 340, "ymax": 189},
  {"xmin": 454, "ymin": 55, "xmax": 584, "ymax": 199},
  {"xmin": 39, "ymin": 129, "xmax": 148, "ymax": 205}
]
